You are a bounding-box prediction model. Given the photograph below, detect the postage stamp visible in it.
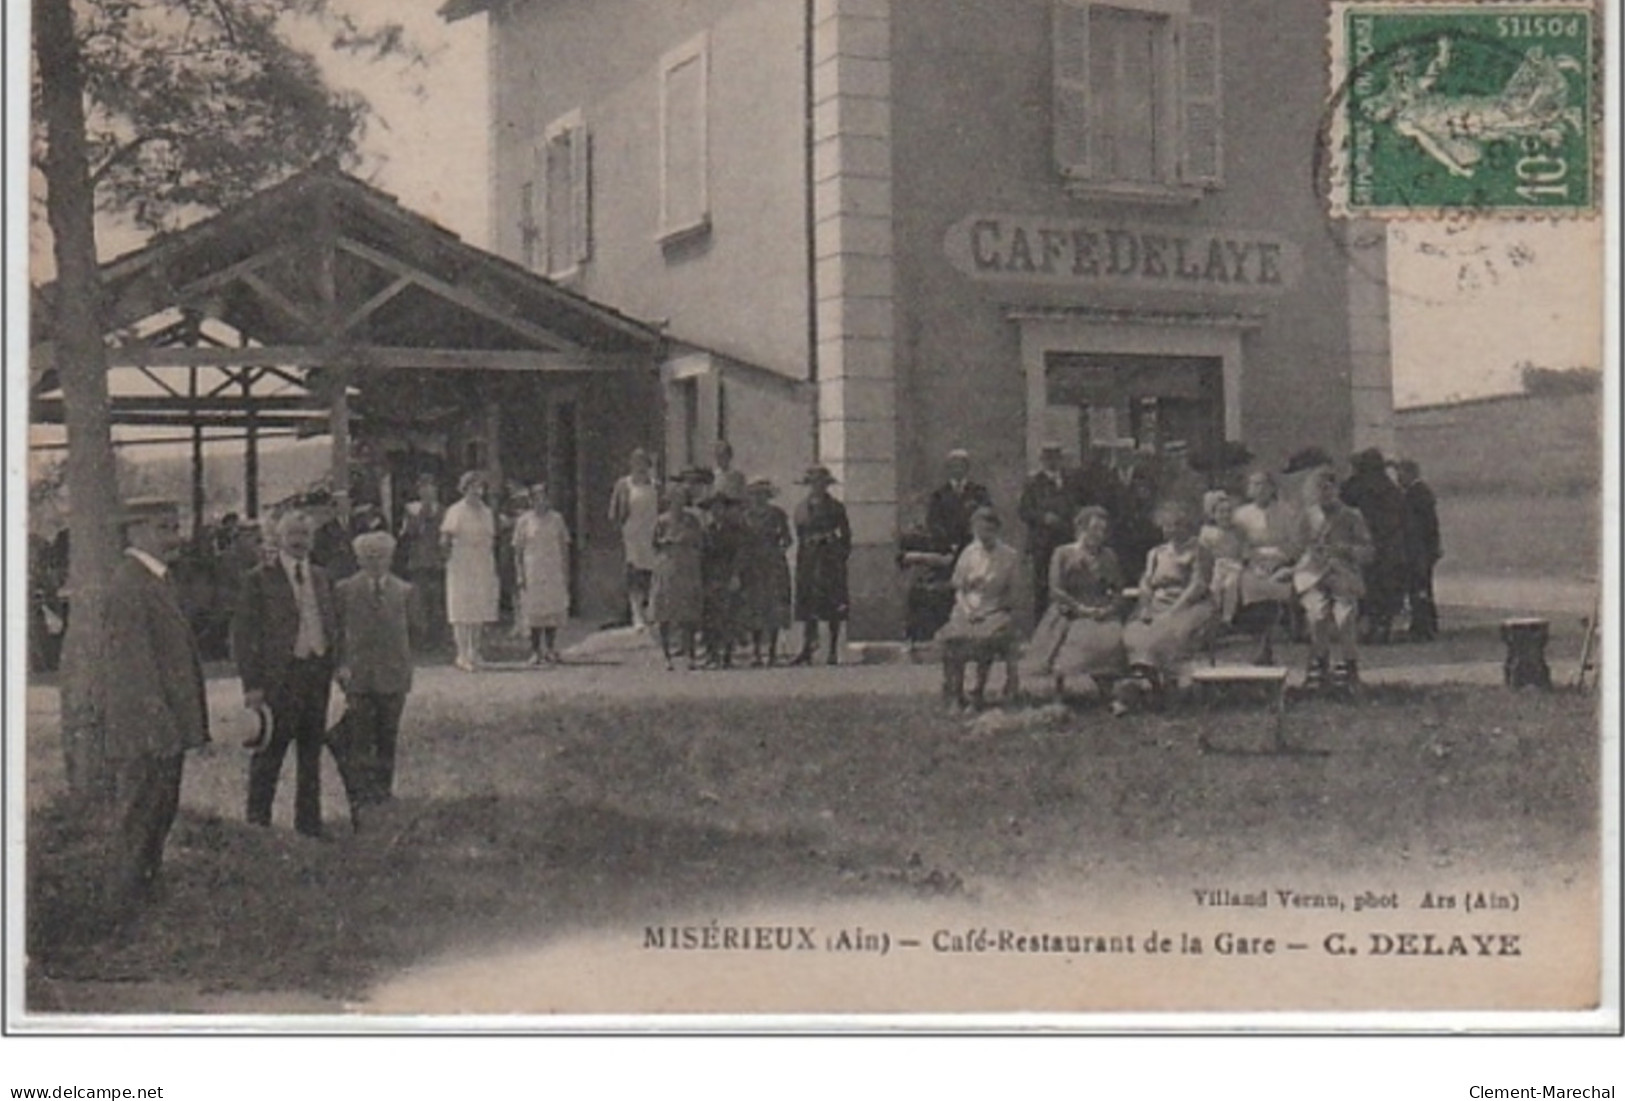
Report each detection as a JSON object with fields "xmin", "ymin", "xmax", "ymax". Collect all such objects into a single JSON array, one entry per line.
[{"xmin": 1328, "ymin": 2, "xmax": 1599, "ymax": 217}]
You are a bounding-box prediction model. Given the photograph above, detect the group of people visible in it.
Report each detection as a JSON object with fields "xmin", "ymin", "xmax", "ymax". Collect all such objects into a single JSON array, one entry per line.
[
  {"xmin": 418, "ymin": 470, "xmax": 573, "ymax": 671},
  {"xmin": 913, "ymin": 443, "xmax": 1442, "ymax": 712},
  {"xmin": 95, "ymin": 497, "xmax": 421, "ymax": 922},
  {"xmin": 612, "ymin": 443, "xmax": 851, "ymax": 671},
  {"xmin": 88, "ymin": 438, "xmax": 1442, "ymax": 913}
]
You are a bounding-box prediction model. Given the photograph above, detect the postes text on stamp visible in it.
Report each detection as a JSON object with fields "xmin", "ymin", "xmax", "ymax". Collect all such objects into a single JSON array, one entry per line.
[{"xmin": 1329, "ymin": 2, "xmax": 1597, "ymax": 217}]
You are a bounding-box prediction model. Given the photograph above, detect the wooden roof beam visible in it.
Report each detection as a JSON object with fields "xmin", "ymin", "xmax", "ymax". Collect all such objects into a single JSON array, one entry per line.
[
  {"xmin": 335, "ymin": 276, "xmax": 412, "ymax": 337},
  {"xmin": 33, "ymin": 394, "xmax": 315, "ymax": 415},
  {"xmin": 240, "ymin": 270, "xmax": 321, "ymax": 335},
  {"xmin": 334, "ymin": 235, "xmax": 584, "ymax": 354},
  {"xmin": 35, "ymin": 343, "xmax": 632, "ymax": 372}
]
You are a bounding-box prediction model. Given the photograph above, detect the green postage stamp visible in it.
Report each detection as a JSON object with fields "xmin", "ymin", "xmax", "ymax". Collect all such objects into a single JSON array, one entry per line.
[{"xmin": 1328, "ymin": 2, "xmax": 1598, "ymax": 216}]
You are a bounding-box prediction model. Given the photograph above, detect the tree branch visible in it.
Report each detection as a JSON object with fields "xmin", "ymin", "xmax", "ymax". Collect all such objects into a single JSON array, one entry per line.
[
  {"xmin": 88, "ymin": 129, "xmax": 178, "ymax": 187},
  {"xmin": 210, "ymin": 0, "xmax": 239, "ymax": 46}
]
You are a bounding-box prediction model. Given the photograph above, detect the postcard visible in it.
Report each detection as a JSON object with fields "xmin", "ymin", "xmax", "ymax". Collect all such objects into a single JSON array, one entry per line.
[{"xmin": 11, "ymin": 0, "xmax": 1617, "ymax": 1032}]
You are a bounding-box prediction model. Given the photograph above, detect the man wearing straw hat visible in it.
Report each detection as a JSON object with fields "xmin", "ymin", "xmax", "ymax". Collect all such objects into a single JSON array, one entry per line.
[
  {"xmin": 99, "ymin": 498, "xmax": 211, "ymax": 907},
  {"xmin": 232, "ymin": 508, "xmax": 338, "ymax": 839}
]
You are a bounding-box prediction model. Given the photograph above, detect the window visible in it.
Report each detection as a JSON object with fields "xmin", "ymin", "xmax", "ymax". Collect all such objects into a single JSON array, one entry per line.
[
  {"xmin": 1053, "ymin": 1, "xmax": 1222, "ymax": 199},
  {"xmin": 659, "ymin": 34, "xmax": 710, "ymax": 242},
  {"xmin": 678, "ymin": 378, "xmax": 701, "ymax": 467},
  {"xmin": 527, "ymin": 110, "xmax": 591, "ymax": 277}
]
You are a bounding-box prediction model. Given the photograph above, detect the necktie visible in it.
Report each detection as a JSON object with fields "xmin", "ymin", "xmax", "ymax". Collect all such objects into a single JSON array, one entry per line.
[
  {"xmin": 294, "ymin": 562, "xmax": 305, "ymax": 586},
  {"xmin": 375, "ymin": 579, "xmax": 384, "ymax": 601}
]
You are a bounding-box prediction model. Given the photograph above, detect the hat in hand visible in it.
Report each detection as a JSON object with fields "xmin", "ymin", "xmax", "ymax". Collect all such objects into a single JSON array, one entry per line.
[{"xmin": 241, "ymin": 702, "xmax": 275, "ymax": 751}]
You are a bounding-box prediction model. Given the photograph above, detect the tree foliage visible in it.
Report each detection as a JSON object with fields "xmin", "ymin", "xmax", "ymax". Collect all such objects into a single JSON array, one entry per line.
[{"xmin": 35, "ymin": 0, "xmax": 423, "ymax": 234}]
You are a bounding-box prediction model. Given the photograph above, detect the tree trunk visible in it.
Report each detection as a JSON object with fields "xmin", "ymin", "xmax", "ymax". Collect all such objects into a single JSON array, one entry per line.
[{"xmin": 35, "ymin": 0, "xmax": 119, "ymax": 800}]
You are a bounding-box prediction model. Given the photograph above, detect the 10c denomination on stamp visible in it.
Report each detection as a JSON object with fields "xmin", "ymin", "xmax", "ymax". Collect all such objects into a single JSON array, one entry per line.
[{"xmin": 1328, "ymin": 1, "xmax": 1598, "ymax": 217}]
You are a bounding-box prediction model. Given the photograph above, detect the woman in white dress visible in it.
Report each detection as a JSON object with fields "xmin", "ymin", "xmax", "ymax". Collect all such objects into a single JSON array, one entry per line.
[
  {"xmin": 514, "ymin": 481, "xmax": 572, "ymax": 664},
  {"xmin": 440, "ymin": 470, "xmax": 499, "ymax": 671},
  {"xmin": 1199, "ymin": 490, "xmax": 1246, "ymax": 625},
  {"xmin": 609, "ymin": 448, "xmax": 660, "ymax": 630}
]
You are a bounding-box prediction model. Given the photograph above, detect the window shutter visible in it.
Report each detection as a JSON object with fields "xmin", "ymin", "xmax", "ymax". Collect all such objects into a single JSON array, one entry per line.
[
  {"xmin": 571, "ymin": 125, "xmax": 592, "ymax": 264},
  {"xmin": 532, "ymin": 140, "xmax": 550, "ymax": 273},
  {"xmin": 1179, "ymin": 13, "xmax": 1223, "ymax": 187},
  {"xmin": 1052, "ymin": 0, "xmax": 1091, "ymax": 178}
]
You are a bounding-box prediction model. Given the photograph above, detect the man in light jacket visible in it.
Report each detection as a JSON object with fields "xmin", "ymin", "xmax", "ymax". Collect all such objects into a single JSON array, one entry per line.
[{"xmin": 334, "ymin": 531, "xmax": 421, "ymax": 819}]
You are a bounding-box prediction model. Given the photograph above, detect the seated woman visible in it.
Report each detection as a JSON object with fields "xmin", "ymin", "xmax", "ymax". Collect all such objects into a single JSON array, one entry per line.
[
  {"xmin": 1199, "ymin": 490, "xmax": 1245, "ymax": 626},
  {"xmin": 1024, "ymin": 506, "xmax": 1126, "ymax": 700},
  {"xmin": 935, "ymin": 506, "xmax": 1022, "ymax": 710},
  {"xmin": 1233, "ymin": 470, "xmax": 1299, "ymax": 606},
  {"xmin": 1231, "ymin": 472, "xmax": 1299, "ymax": 664},
  {"xmin": 1117, "ymin": 500, "xmax": 1217, "ymax": 715}
]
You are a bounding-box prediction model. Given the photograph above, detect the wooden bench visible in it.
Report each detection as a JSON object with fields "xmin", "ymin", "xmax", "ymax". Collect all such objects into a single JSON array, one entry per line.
[{"xmin": 1189, "ymin": 664, "xmax": 1291, "ymax": 753}]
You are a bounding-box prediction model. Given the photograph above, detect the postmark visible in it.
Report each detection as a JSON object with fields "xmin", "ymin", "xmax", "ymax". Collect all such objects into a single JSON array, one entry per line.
[{"xmin": 1327, "ymin": 2, "xmax": 1599, "ymax": 218}]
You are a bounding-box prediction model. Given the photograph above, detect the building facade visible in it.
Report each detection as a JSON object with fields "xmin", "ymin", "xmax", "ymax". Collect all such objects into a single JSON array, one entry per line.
[{"xmin": 452, "ymin": 0, "xmax": 1395, "ymax": 639}]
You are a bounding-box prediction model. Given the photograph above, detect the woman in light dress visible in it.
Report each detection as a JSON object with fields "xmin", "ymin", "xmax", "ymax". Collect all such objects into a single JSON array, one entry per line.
[
  {"xmin": 514, "ymin": 482, "xmax": 572, "ymax": 665},
  {"xmin": 1199, "ymin": 490, "xmax": 1246, "ymax": 626},
  {"xmin": 651, "ymin": 479, "xmax": 707, "ymax": 670},
  {"xmin": 609, "ymin": 448, "xmax": 660, "ymax": 630},
  {"xmin": 1117, "ymin": 499, "xmax": 1217, "ymax": 714},
  {"xmin": 1232, "ymin": 470, "xmax": 1299, "ymax": 605},
  {"xmin": 1231, "ymin": 470, "xmax": 1300, "ymax": 662},
  {"xmin": 935, "ymin": 507, "xmax": 1022, "ymax": 710},
  {"xmin": 440, "ymin": 470, "xmax": 499, "ymax": 671},
  {"xmin": 1023, "ymin": 506, "xmax": 1126, "ymax": 700}
]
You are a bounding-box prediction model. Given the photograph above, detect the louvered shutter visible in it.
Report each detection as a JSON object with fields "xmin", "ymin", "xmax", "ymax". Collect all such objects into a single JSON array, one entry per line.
[
  {"xmin": 571, "ymin": 125, "xmax": 592, "ymax": 264},
  {"xmin": 1179, "ymin": 13, "xmax": 1223, "ymax": 187},
  {"xmin": 1053, "ymin": 0, "xmax": 1091, "ymax": 178},
  {"xmin": 532, "ymin": 140, "xmax": 549, "ymax": 272}
]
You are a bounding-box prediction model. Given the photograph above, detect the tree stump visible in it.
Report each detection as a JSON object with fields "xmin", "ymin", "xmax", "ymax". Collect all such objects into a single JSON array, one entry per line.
[{"xmin": 1500, "ymin": 618, "xmax": 1552, "ymax": 690}]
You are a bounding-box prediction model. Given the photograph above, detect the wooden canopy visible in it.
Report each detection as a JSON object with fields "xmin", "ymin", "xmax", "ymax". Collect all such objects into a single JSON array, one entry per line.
[{"xmin": 31, "ymin": 164, "xmax": 666, "ymax": 519}]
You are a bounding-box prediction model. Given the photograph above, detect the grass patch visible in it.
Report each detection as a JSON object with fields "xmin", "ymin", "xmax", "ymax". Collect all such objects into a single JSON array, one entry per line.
[{"xmin": 28, "ymin": 685, "xmax": 1599, "ymax": 1009}]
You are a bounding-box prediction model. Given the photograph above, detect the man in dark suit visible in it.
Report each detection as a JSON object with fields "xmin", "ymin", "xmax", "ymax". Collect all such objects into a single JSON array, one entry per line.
[
  {"xmin": 1395, "ymin": 459, "xmax": 1442, "ymax": 641},
  {"xmin": 1101, "ymin": 443, "xmax": 1161, "ymax": 582},
  {"xmin": 232, "ymin": 509, "xmax": 337, "ymax": 838},
  {"xmin": 306, "ymin": 490, "xmax": 358, "ymax": 581},
  {"xmin": 1341, "ymin": 448, "xmax": 1409, "ymax": 644},
  {"xmin": 100, "ymin": 499, "xmax": 211, "ymax": 907},
  {"xmin": 1017, "ymin": 442, "xmax": 1084, "ymax": 618},
  {"xmin": 334, "ymin": 531, "xmax": 420, "ymax": 817},
  {"xmin": 925, "ymin": 448, "xmax": 993, "ymax": 556},
  {"xmin": 907, "ymin": 449, "xmax": 993, "ymax": 642},
  {"xmin": 397, "ymin": 473, "xmax": 447, "ymax": 653}
]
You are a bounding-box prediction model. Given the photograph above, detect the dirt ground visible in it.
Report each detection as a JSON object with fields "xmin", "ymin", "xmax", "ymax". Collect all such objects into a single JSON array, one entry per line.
[{"xmin": 24, "ymin": 602, "xmax": 1602, "ymax": 1015}]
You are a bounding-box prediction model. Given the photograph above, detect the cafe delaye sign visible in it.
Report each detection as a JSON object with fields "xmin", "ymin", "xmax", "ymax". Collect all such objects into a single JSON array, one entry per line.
[{"xmin": 945, "ymin": 213, "xmax": 1302, "ymax": 295}]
